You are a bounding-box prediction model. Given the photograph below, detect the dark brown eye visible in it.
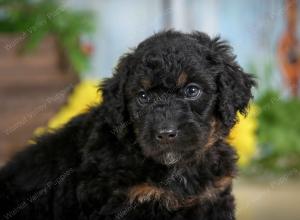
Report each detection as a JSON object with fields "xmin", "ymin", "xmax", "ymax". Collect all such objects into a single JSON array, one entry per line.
[
  {"xmin": 137, "ymin": 90, "xmax": 150, "ymax": 104},
  {"xmin": 184, "ymin": 83, "xmax": 201, "ymax": 99}
]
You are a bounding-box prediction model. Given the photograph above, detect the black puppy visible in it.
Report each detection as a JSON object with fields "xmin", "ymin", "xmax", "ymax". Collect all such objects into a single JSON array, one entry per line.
[{"xmin": 0, "ymin": 31, "xmax": 255, "ymax": 220}]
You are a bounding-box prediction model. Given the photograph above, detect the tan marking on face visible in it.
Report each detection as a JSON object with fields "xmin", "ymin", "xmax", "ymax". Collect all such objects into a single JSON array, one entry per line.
[
  {"xmin": 176, "ymin": 72, "xmax": 188, "ymax": 87},
  {"xmin": 185, "ymin": 118, "xmax": 223, "ymax": 165},
  {"xmin": 141, "ymin": 79, "xmax": 152, "ymax": 89},
  {"xmin": 204, "ymin": 118, "xmax": 221, "ymax": 150}
]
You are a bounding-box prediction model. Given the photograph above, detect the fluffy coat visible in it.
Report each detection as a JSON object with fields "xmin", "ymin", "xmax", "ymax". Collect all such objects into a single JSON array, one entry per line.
[{"xmin": 0, "ymin": 31, "xmax": 255, "ymax": 220}]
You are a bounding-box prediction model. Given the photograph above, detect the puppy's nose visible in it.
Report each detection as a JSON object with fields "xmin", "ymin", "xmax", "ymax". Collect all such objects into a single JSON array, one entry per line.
[{"xmin": 156, "ymin": 129, "xmax": 178, "ymax": 143}]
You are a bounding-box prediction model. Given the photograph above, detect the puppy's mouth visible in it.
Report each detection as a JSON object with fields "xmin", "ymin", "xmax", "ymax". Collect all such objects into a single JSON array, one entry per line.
[
  {"xmin": 161, "ymin": 152, "xmax": 181, "ymax": 166},
  {"xmin": 139, "ymin": 129, "xmax": 202, "ymax": 166},
  {"xmin": 143, "ymin": 147, "xmax": 182, "ymax": 166}
]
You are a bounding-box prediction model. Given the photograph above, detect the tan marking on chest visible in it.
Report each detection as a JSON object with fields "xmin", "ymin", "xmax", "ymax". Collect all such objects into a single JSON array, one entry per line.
[
  {"xmin": 127, "ymin": 176, "xmax": 232, "ymax": 210},
  {"xmin": 128, "ymin": 183, "xmax": 179, "ymax": 209}
]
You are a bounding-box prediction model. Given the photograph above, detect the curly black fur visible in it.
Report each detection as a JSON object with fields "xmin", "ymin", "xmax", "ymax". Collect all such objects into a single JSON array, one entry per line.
[{"xmin": 0, "ymin": 31, "xmax": 255, "ymax": 220}]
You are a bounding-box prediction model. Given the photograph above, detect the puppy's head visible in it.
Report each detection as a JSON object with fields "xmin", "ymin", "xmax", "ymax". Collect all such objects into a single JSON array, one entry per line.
[{"xmin": 102, "ymin": 31, "xmax": 256, "ymax": 166}]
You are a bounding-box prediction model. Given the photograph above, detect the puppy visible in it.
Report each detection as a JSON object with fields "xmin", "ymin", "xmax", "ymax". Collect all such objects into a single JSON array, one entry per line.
[{"xmin": 0, "ymin": 30, "xmax": 255, "ymax": 220}]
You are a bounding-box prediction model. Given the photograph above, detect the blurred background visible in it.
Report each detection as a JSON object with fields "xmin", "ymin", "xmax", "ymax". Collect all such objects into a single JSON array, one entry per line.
[{"xmin": 0, "ymin": 0, "xmax": 299, "ymax": 219}]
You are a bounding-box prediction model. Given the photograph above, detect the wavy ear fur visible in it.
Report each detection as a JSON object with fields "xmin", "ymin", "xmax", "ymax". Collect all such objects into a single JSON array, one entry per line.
[
  {"xmin": 101, "ymin": 53, "xmax": 133, "ymax": 137},
  {"xmin": 210, "ymin": 37, "xmax": 256, "ymax": 129}
]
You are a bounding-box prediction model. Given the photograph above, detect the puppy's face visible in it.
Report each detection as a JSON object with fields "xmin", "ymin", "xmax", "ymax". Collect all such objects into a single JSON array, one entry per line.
[
  {"xmin": 103, "ymin": 31, "xmax": 255, "ymax": 166},
  {"xmin": 125, "ymin": 51, "xmax": 218, "ymax": 166},
  {"xmin": 127, "ymin": 71, "xmax": 216, "ymax": 166}
]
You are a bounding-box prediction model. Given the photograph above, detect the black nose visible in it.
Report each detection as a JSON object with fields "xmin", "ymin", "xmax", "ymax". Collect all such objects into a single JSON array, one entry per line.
[{"xmin": 156, "ymin": 129, "xmax": 178, "ymax": 143}]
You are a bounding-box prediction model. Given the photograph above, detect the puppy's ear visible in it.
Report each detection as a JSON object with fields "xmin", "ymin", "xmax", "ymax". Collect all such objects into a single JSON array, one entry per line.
[
  {"xmin": 101, "ymin": 53, "xmax": 133, "ymax": 137},
  {"xmin": 211, "ymin": 37, "xmax": 256, "ymax": 129}
]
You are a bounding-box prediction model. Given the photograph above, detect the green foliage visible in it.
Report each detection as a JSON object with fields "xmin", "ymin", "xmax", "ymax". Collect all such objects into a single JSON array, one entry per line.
[
  {"xmin": 255, "ymin": 90, "xmax": 300, "ymax": 173},
  {"xmin": 0, "ymin": 0, "xmax": 95, "ymax": 74},
  {"xmin": 247, "ymin": 59, "xmax": 275, "ymax": 98}
]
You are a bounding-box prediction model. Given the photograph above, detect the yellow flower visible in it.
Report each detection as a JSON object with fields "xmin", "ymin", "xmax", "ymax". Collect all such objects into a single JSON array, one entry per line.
[
  {"xmin": 34, "ymin": 80, "xmax": 101, "ymax": 136},
  {"xmin": 228, "ymin": 105, "xmax": 258, "ymax": 166}
]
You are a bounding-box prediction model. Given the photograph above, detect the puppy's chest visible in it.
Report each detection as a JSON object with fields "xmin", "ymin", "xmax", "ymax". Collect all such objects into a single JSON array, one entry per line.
[
  {"xmin": 127, "ymin": 168, "xmax": 212, "ymax": 210},
  {"xmin": 159, "ymin": 169, "xmax": 203, "ymax": 197}
]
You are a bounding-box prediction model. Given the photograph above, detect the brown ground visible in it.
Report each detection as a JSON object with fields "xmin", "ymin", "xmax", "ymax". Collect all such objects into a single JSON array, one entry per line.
[{"xmin": 234, "ymin": 178, "xmax": 300, "ymax": 220}]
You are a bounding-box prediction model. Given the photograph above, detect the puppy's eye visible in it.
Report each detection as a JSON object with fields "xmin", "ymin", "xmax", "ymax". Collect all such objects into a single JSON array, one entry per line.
[
  {"xmin": 137, "ymin": 90, "xmax": 150, "ymax": 104},
  {"xmin": 184, "ymin": 83, "xmax": 201, "ymax": 99}
]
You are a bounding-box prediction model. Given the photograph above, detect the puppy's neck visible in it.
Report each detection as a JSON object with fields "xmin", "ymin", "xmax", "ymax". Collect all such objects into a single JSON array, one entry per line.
[
  {"xmin": 161, "ymin": 164, "xmax": 213, "ymax": 198},
  {"xmin": 128, "ymin": 170, "xmax": 233, "ymax": 211},
  {"xmin": 127, "ymin": 140, "xmax": 237, "ymax": 210}
]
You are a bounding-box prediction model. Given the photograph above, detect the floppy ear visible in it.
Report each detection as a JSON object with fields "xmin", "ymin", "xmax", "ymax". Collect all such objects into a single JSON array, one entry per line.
[
  {"xmin": 101, "ymin": 53, "xmax": 133, "ymax": 137},
  {"xmin": 211, "ymin": 37, "xmax": 256, "ymax": 129}
]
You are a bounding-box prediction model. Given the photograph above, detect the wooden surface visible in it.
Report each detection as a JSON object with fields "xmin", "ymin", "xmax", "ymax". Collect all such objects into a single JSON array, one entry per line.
[{"xmin": 0, "ymin": 35, "xmax": 78, "ymax": 166}]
